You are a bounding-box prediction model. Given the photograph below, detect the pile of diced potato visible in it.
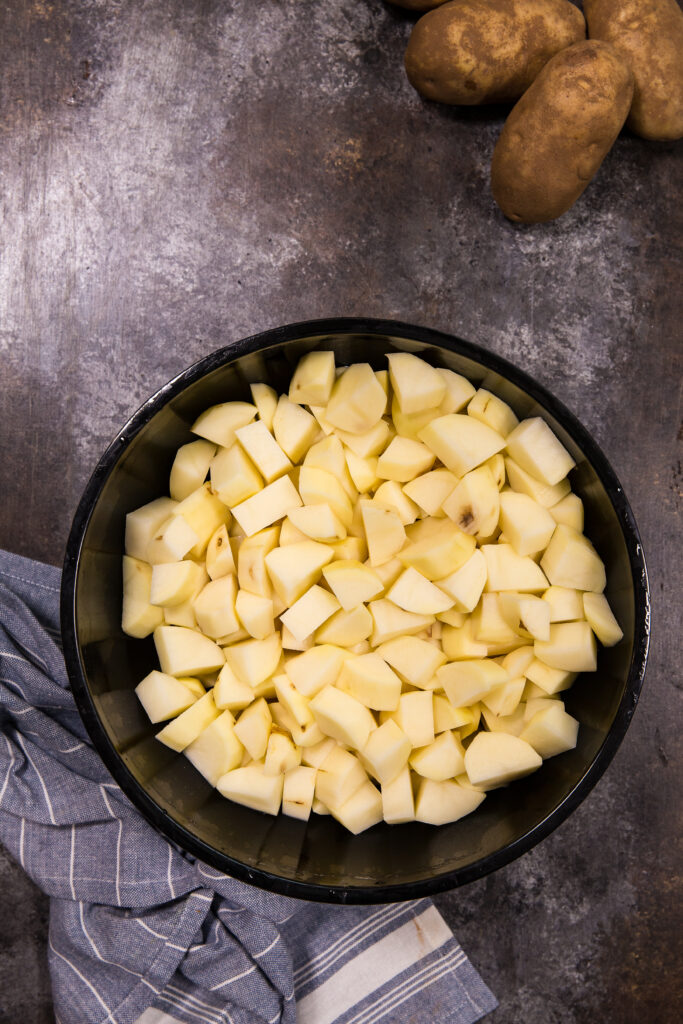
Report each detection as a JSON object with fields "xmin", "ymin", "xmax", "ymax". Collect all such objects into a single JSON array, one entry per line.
[{"xmin": 122, "ymin": 351, "xmax": 623, "ymax": 834}]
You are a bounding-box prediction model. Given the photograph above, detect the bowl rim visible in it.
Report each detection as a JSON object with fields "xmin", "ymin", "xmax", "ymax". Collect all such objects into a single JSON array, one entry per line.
[{"xmin": 61, "ymin": 317, "xmax": 650, "ymax": 903}]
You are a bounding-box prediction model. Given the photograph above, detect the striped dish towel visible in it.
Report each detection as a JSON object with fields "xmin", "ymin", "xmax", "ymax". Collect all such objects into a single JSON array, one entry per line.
[{"xmin": 0, "ymin": 549, "xmax": 497, "ymax": 1024}]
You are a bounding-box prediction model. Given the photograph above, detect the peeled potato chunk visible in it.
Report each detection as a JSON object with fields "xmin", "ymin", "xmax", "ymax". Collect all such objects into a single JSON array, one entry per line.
[
  {"xmin": 185, "ymin": 711, "xmax": 244, "ymax": 786},
  {"xmin": 156, "ymin": 691, "xmax": 220, "ymax": 752},
  {"xmin": 582, "ymin": 592, "xmax": 623, "ymax": 647},
  {"xmin": 282, "ymin": 765, "xmax": 317, "ymax": 820},
  {"xmin": 135, "ymin": 670, "xmax": 198, "ymax": 723},
  {"xmin": 505, "ymin": 417, "xmax": 575, "ymax": 487},
  {"xmin": 519, "ymin": 702, "xmax": 579, "ymax": 759},
  {"xmin": 387, "ymin": 352, "xmax": 446, "ymax": 414},
  {"xmin": 217, "ymin": 763, "xmax": 283, "ymax": 816},
  {"xmin": 122, "ymin": 556, "xmax": 164, "ymax": 639},
  {"xmin": 381, "ymin": 765, "xmax": 415, "ymax": 825},
  {"xmin": 419, "ymin": 414, "xmax": 506, "ymax": 477},
  {"xmin": 154, "ymin": 625, "xmax": 225, "ymax": 677},
  {"xmin": 331, "ymin": 779, "xmax": 383, "ymax": 834},
  {"xmin": 464, "ymin": 732, "xmax": 542, "ymax": 790},
  {"xmin": 415, "ymin": 779, "xmax": 485, "ymax": 825},
  {"xmin": 289, "ymin": 351, "xmax": 336, "ymax": 407}
]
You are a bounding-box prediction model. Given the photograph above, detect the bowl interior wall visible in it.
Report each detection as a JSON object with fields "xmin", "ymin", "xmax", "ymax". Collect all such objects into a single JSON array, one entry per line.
[{"xmin": 73, "ymin": 330, "xmax": 637, "ymax": 892}]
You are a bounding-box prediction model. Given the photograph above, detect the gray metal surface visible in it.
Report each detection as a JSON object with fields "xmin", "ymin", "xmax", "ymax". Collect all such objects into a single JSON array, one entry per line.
[{"xmin": 0, "ymin": 1, "xmax": 681, "ymax": 1021}]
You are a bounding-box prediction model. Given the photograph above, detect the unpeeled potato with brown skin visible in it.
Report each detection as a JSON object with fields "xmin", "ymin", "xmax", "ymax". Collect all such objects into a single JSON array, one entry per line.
[
  {"xmin": 584, "ymin": 0, "xmax": 683, "ymax": 141},
  {"xmin": 490, "ymin": 41, "xmax": 634, "ymax": 224},
  {"xmin": 404, "ymin": 0, "xmax": 585, "ymax": 106}
]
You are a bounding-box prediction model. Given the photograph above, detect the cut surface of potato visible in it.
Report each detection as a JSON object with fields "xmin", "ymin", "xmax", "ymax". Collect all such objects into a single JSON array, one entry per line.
[
  {"xmin": 184, "ymin": 711, "xmax": 243, "ymax": 786},
  {"xmin": 285, "ymin": 644, "xmax": 346, "ymax": 697},
  {"xmin": 316, "ymin": 745, "xmax": 367, "ymax": 809},
  {"xmin": 415, "ymin": 779, "xmax": 484, "ymax": 825},
  {"xmin": 125, "ymin": 497, "xmax": 178, "ymax": 561},
  {"xmin": 331, "ymin": 779, "xmax": 383, "ymax": 834},
  {"xmin": 467, "ymin": 388, "xmax": 519, "ymax": 438},
  {"xmin": 369, "ymin": 599, "xmax": 434, "ymax": 646},
  {"xmin": 442, "ymin": 465, "xmax": 500, "ymax": 537},
  {"xmin": 383, "ymin": 690, "xmax": 434, "ymax": 749},
  {"xmin": 541, "ymin": 525, "xmax": 606, "ymax": 593},
  {"xmin": 419, "ymin": 414, "xmax": 506, "ymax": 476},
  {"xmin": 535, "ymin": 621, "xmax": 597, "ymax": 673},
  {"xmin": 403, "ymin": 468, "xmax": 458, "ymax": 517},
  {"xmin": 437, "ymin": 658, "xmax": 508, "ymax": 707},
  {"xmin": 322, "ymin": 560, "xmax": 383, "ymax": 611},
  {"xmin": 482, "ymin": 544, "xmax": 549, "ymax": 593},
  {"xmin": 436, "ymin": 549, "xmax": 487, "ymax": 613},
  {"xmin": 210, "ymin": 444, "xmax": 263, "ymax": 508},
  {"xmin": 360, "ymin": 719, "xmax": 411, "ymax": 785},
  {"xmin": 250, "ymin": 382, "xmax": 278, "ymax": 430},
  {"xmin": 399, "ymin": 519, "xmax": 476, "ymax": 580},
  {"xmin": 205, "ymin": 524, "xmax": 237, "ymax": 580},
  {"xmin": 147, "ymin": 514, "xmax": 199, "ymax": 565},
  {"xmin": 387, "ymin": 568, "xmax": 453, "ymax": 616},
  {"xmin": 122, "ymin": 556, "xmax": 164, "ymax": 638},
  {"xmin": 582, "ymin": 592, "xmax": 623, "ymax": 647},
  {"xmin": 387, "ymin": 352, "xmax": 446, "ymax": 414},
  {"xmin": 505, "ymin": 417, "xmax": 575, "ymax": 487},
  {"xmin": 169, "ymin": 440, "xmax": 216, "ymax": 502},
  {"xmin": 289, "ymin": 350, "xmax": 336, "ymax": 406},
  {"xmin": 376, "ymin": 436, "xmax": 435, "ymax": 483},
  {"xmin": 315, "ymin": 605, "xmax": 374, "ymax": 647},
  {"xmin": 235, "ymin": 590, "xmax": 274, "ymax": 640},
  {"xmin": 233, "ymin": 698, "xmax": 272, "ymax": 760},
  {"xmin": 499, "ymin": 491, "xmax": 557, "ymax": 557},
  {"xmin": 287, "ymin": 504, "xmax": 347, "ymax": 542},
  {"xmin": 325, "ymin": 363, "xmax": 387, "ymax": 434},
  {"xmin": 337, "ymin": 653, "xmax": 403, "ymax": 711},
  {"xmin": 135, "ymin": 670, "xmax": 198, "ymax": 723},
  {"xmin": 265, "ymin": 540, "xmax": 334, "ymax": 605},
  {"xmin": 377, "ymin": 635, "xmax": 447, "ymax": 688},
  {"xmin": 280, "ymin": 585, "xmax": 340, "ymax": 644},
  {"xmin": 191, "ymin": 401, "xmax": 257, "ymax": 448},
  {"xmin": 309, "ymin": 686, "xmax": 376, "ymax": 751},
  {"xmin": 273, "ymin": 395, "xmax": 319, "ymax": 463},
  {"xmin": 282, "ymin": 765, "xmax": 317, "ymax": 820},
  {"xmin": 154, "ymin": 625, "xmax": 225, "ymax": 677},
  {"xmin": 464, "ymin": 731, "xmax": 542, "ymax": 789},
  {"xmin": 217, "ymin": 763, "xmax": 283, "ymax": 815},
  {"xmin": 231, "ymin": 475, "xmax": 302, "ymax": 537},
  {"xmin": 224, "ymin": 632, "xmax": 282, "ymax": 687},
  {"xmin": 361, "ymin": 501, "xmax": 406, "ymax": 567},
  {"xmin": 410, "ymin": 730, "xmax": 466, "ymax": 781},
  {"xmin": 193, "ymin": 575, "xmax": 239, "ymax": 639},
  {"xmin": 156, "ymin": 691, "xmax": 220, "ymax": 752},
  {"xmin": 519, "ymin": 703, "xmax": 579, "ymax": 759},
  {"xmin": 382, "ymin": 766, "xmax": 415, "ymax": 824}
]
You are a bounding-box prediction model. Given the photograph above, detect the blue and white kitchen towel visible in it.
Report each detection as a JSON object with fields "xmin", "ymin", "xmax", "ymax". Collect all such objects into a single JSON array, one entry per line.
[{"xmin": 0, "ymin": 549, "xmax": 497, "ymax": 1024}]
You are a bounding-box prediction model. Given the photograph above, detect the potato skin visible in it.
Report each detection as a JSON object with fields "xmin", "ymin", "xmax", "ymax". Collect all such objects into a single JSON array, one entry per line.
[
  {"xmin": 490, "ymin": 41, "xmax": 634, "ymax": 224},
  {"xmin": 404, "ymin": 0, "xmax": 585, "ymax": 105},
  {"xmin": 387, "ymin": 0, "xmax": 450, "ymax": 10},
  {"xmin": 584, "ymin": 0, "xmax": 683, "ymax": 141}
]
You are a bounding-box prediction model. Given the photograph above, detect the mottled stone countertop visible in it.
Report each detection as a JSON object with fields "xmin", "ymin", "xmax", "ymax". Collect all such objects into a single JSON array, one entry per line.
[{"xmin": 0, "ymin": 1, "xmax": 681, "ymax": 1021}]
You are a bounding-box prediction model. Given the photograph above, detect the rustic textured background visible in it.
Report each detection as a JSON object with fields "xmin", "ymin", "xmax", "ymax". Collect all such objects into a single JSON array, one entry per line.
[{"xmin": 0, "ymin": 1, "xmax": 681, "ymax": 1021}]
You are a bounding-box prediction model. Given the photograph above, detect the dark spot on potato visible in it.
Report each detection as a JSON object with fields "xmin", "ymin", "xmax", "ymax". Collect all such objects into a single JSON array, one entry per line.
[{"xmin": 459, "ymin": 508, "xmax": 475, "ymax": 530}]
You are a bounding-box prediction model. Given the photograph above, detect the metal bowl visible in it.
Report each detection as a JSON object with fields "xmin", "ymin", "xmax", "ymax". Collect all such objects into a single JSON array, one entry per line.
[{"xmin": 61, "ymin": 318, "xmax": 650, "ymax": 902}]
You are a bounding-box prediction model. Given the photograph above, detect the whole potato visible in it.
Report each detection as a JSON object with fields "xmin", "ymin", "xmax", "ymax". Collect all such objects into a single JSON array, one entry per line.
[
  {"xmin": 490, "ymin": 41, "xmax": 634, "ymax": 223},
  {"xmin": 387, "ymin": 1, "xmax": 450, "ymax": 10},
  {"xmin": 584, "ymin": 0, "xmax": 683, "ymax": 140},
  {"xmin": 404, "ymin": 0, "xmax": 585, "ymax": 105}
]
